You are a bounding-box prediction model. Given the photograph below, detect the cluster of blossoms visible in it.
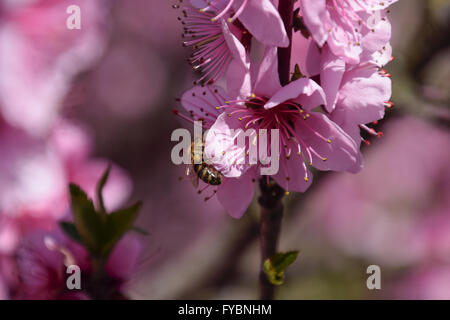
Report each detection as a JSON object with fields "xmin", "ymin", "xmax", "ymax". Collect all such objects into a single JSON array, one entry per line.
[
  {"xmin": 0, "ymin": 0, "xmax": 141, "ymax": 300},
  {"xmin": 173, "ymin": 0, "xmax": 397, "ymax": 218},
  {"xmin": 304, "ymin": 116, "xmax": 450, "ymax": 299}
]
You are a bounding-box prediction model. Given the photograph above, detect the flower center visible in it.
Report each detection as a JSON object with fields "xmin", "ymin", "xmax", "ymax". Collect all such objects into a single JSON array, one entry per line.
[{"xmin": 218, "ymin": 94, "xmax": 333, "ymax": 174}]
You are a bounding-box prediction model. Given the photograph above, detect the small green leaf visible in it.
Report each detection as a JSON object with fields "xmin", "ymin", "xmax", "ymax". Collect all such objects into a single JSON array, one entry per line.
[
  {"xmin": 291, "ymin": 64, "xmax": 304, "ymax": 82},
  {"xmin": 101, "ymin": 201, "xmax": 142, "ymax": 255},
  {"xmin": 69, "ymin": 183, "xmax": 104, "ymax": 255},
  {"xmin": 271, "ymin": 251, "xmax": 299, "ymax": 272},
  {"xmin": 96, "ymin": 164, "xmax": 111, "ymax": 215},
  {"xmin": 263, "ymin": 251, "xmax": 299, "ymax": 286},
  {"xmin": 59, "ymin": 221, "xmax": 82, "ymax": 244}
]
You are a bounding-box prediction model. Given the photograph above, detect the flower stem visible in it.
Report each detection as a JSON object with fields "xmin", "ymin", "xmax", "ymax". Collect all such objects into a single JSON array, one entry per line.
[
  {"xmin": 258, "ymin": 0, "xmax": 294, "ymax": 300},
  {"xmin": 258, "ymin": 179, "xmax": 285, "ymax": 299}
]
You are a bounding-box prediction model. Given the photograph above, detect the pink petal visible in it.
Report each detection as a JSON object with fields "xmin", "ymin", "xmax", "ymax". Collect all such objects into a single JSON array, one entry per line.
[
  {"xmin": 337, "ymin": 65, "xmax": 391, "ymax": 125},
  {"xmin": 290, "ymin": 32, "xmax": 321, "ymax": 77},
  {"xmin": 180, "ymin": 85, "xmax": 226, "ymax": 127},
  {"xmin": 253, "ymin": 46, "xmax": 281, "ymax": 97},
  {"xmin": 299, "ymin": 0, "xmax": 328, "ymax": 46},
  {"xmin": 217, "ymin": 170, "xmax": 256, "ymax": 219},
  {"xmin": 221, "ymin": 19, "xmax": 249, "ymax": 68},
  {"xmin": 226, "ymin": 59, "xmax": 252, "ymax": 100},
  {"xmin": 264, "ymin": 78, "xmax": 326, "ymax": 110},
  {"xmin": 237, "ymin": 0, "xmax": 289, "ymax": 47},
  {"xmin": 295, "ymin": 113, "xmax": 360, "ymax": 172},
  {"xmin": 273, "ymin": 141, "xmax": 313, "ymax": 192},
  {"xmin": 327, "ymin": 30, "xmax": 362, "ymax": 65},
  {"xmin": 320, "ymin": 45, "xmax": 346, "ymax": 112},
  {"xmin": 361, "ymin": 14, "xmax": 391, "ymax": 55},
  {"xmin": 221, "ymin": 20, "xmax": 251, "ymax": 99},
  {"xmin": 106, "ymin": 235, "xmax": 142, "ymax": 281},
  {"xmin": 205, "ymin": 113, "xmax": 248, "ymax": 178}
]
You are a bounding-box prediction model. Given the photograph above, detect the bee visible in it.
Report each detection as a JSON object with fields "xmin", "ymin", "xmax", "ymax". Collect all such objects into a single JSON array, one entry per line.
[{"xmin": 186, "ymin": 140, "xmax": 223, "ymax": 187}]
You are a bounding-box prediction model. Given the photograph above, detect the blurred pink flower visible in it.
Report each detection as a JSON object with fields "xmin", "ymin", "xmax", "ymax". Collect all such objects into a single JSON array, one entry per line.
[
  {"xmin": 0, "ymin": 119, "xmax": 132, "ymax": 255},
  {"xmin": 0, "ymin": 0, "xmax": 108, "ymax": 136},
  {"xmin": 305, "ymin": 116, "xmax": 450, "ymax": 266},
  {"xmin": 298, "ymin": 0, "xmax": 396, "ymax": 64},
  {"xmin": 394, "ymin": 264, "xmax": 450, "ymax": 300},
  {"xmin": 15, "ymin": 231, "xmax": 141, "ymax": 300}
]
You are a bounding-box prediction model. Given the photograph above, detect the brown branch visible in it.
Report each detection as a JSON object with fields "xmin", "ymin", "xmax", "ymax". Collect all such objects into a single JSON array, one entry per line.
[
  {"xmin": 257, "ymin": 0, "xmax": 294, "ymax": 300},
  {"xmin": 258, "ymin": 179, "xmax": 285, "ymax": 300},
  {"xmin": 277, "ymin": 0, "xmax": 295, "ymax": 86}
]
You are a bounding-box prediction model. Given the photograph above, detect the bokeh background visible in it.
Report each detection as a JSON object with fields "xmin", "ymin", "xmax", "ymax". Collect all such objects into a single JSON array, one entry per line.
[{"xmin": 0, "ymin": 0, "xmax": 449, "ymax": 299}]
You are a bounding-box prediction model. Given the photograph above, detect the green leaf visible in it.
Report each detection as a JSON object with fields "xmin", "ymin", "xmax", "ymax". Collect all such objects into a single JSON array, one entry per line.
[
  {"xmin": 59, "ymin": 221, "xmax": 82, "ymax": 244},
  {"xmin": 69, "ymin": 183, "xmax": 104, "ymax": 255},
  {"xmin": 101, "ymin": 201, "xmax": 143, "ymax": 255},
  {"xmin": 271, "ymin": 251, "xmax": 299, "ymax": 273},
  {"xmin": 291, "ymin": 64, "xmax": 304, "ymax": 82},
  {"xmin": 96, "ymin": 164, "xmax": 111, "ymax": 215},
  {"xmin": 263, "ymin": 251, "xmax": 299, "ymax": 286}
]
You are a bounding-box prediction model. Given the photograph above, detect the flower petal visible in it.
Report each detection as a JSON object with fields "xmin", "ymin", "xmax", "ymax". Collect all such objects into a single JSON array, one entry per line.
[
  {"xmin": 205, "ymin": 112, "xmax": 248, "ymax": 178},
  {"xmin": 253, "ymin": 46, "xmax": 281, "ymax": 97},
  {"xmin": 337, "ymin": 65, "xmax": 391, "ymax": 125},
  {"xmin": 221, "ymin": 19, "xmax": 249, "ymax": 67},
  {"xmin": 237, "ymin": 0, "xmax": 289, "ymax": 47},
  {"xmin": 320, "ymin": 45, "xmax": 345, "ymax": 112},
  {"xmin": 106, "ymin": 235, "xmax": 142, "ymax": 281},
  {"xmin": 264, "ymin": 78, "xmax": 326, "ymax": 110},
  {"xmin": 290, "ymin": 32, "xmax": 321, "ymax": 77},
  {"xmin": 299, "ymin": 0, "xmax": 328, "ymax": 46},
  {"xmin": 273, "ymin": 142, "xmax": 313, "ymax": 193},
  {"xmin": 217, "ymin": 171, "xmax": 256, "ymax": 219},
  {"xmin": 180, "ymin": 85, "xmax": 227, "ymax": 127},
  {"xmin": 295, "ymin": 113, "xmax": 360, "ymax": 172},
  {"xmin": 226, "ymin": 59, "xmax": 252, "ymax": 100}
]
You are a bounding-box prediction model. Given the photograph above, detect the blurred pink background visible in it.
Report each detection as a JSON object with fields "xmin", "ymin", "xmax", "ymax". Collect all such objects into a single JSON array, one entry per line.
[{"xmin": 0, "ymin": 0, "xmax": 449, "ymax": 299}]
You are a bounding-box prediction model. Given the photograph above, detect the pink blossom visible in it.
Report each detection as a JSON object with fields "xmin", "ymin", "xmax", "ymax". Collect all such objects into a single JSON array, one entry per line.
[
  {"xmin": 210, "ymin": 47, "xmax": 360, "ymax": 180},
  {"xmin": 319, "ymin": 45, "xmax": 392, "ymax": 160},
  {"xmin": 0, "ymin": 0, "xmax": 108, "ymax": 136},
  {"xmin": 177, "ymin": 48, "xmax": 360, "ymax": 218},
  {"xmin": 0, "ymin": 276, "xmax": 7, "ymax": 300},
  {"xmin": 175, "ymin": 0, "xmax": 288, "ymax": 84},
  {"xmin": 0, "ymin": 119, "xmax": 132, "ymax": 254},
  {"xmin": 298, "ymin": 0, "xmax": 396, "ymax": 64},
  {"xmin": 176, "ymin": 85, "xmax": 258, "ymax": 218},
  {"xmin": 304, "ymin": 117, "xmax": 450, "ymax": 266},
  {"xmin": 15, "ymin": 231, "xmax": 89, "ymax": 300},
  {"xmin": 192, "ymin": 0, "xmax": 288, "ymax": 47},
  {"xmin": 15, "ymin": 231, "xmax": 141, "ymax": 300},
  {"xmin": 394, "ymin": 264, "xmax": 450, "ymax": 300}
]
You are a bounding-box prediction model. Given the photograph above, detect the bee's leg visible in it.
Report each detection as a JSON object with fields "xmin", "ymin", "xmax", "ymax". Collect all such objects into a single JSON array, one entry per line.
[
  {"xmin": 197, "ymin": 183, "xmax": 211, "ymax": 195},
  {"xmin": 204, "ymin": 189, "xmax": 218, "ymax": 202}
]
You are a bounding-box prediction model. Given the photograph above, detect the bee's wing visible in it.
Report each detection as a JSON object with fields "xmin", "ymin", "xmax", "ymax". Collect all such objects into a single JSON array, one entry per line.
[{"xmin": 186, "ymin": 164, "xmax": 199, "ymax": 188}]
